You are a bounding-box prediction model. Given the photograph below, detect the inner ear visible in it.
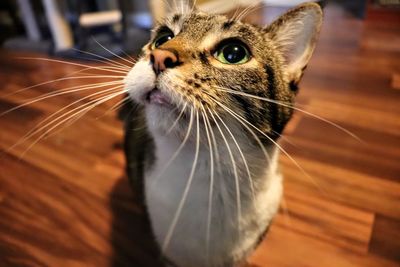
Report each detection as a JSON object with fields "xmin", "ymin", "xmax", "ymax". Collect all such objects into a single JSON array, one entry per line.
[{"xmin": 265, "ymin": 3, "xmax": 323, "ymax": 82}]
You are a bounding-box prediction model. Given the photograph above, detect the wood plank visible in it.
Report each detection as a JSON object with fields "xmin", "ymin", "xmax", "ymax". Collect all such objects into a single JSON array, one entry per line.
[
  {"xmin": 304, "ymin": 99, "xmax": 400, "ymax": 136},
  {"xmin": 281, "ymin": 156, "xmax": 400, "ymax": 220},
  {"xmin": 369, "ymin": 215, "xmax": 400, "ymax": 262},
  {"xmin": 0, "ymin": 152, "xmax": 163, "ymax": 267},
  {"xmin": 392, "ymin": 74, "xmax": 400, "ymax": 90},
  {"xmin": 0, "ymin": 153, "xmax": 112, "ymax": 267},
  {"xmin": 283, "ymin": 117, "xmax": 400, "ymax": 183},
  {"xmin": 277, "ymin": 189, "xmax": 374, "ymax": 253},
  {"xmin": 249, "ymin": 224, "xmax": 399, "ymax": 267}
]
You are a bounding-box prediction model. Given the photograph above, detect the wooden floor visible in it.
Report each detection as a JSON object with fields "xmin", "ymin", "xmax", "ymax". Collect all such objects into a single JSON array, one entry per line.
[{"xmin": 0, "ymin": 3, "xmax": 399, "ymax": 267}]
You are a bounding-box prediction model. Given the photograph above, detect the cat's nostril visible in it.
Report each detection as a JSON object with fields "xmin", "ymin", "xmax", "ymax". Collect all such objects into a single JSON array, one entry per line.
[
  {"xmin": 164, "ymin": 57, "xmax": 175, "ymax": 68},
  {"xmin": 151, "ymin": 49, "xmax": 179, "ymax": 73}
]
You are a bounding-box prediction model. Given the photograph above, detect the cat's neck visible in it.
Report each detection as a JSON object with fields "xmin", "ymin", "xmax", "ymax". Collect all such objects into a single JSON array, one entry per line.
[
  {"xmin": 147, "ymin": 126, "xmax": 279, "ymax": 197},
  {"xmin": 144, "ymin": 128, "xmax": 282, "ymax": 266}
]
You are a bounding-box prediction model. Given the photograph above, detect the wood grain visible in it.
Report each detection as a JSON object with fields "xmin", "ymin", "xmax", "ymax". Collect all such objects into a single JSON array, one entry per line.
[
  {"xmin": 392, "ymin": 74, "xmax": 400, "ymax": 90},
  {"xmin": 369, "ymin": 215, "xmax": 400, "ymax": 262},
  {"xmin": 0, "ymin": 3, "xmax": 399, "ymax": 267}
]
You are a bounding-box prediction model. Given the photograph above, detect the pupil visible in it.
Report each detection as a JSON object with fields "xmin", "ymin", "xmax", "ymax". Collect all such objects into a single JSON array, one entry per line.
[
  {"xmin": 155, "ymin": 35, "xmax": 172, "ymax": 48},
  {"xmin": 223, "ymin": 45, "xmax": 245, "ymax": 63}
]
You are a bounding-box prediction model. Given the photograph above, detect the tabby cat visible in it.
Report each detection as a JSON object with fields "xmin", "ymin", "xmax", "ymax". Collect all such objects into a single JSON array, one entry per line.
[{"xmin": 124, "ymin": 2, "xmax": 323, "ymax": 267}]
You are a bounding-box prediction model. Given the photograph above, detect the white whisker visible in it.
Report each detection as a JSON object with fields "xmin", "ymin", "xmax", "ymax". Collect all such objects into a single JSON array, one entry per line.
[
  {"xmin": 215, "ymin": 87, "xmax": 362, "ymax": 142},
  {"xmin": 71, "ymin": 48, "xmax": 134, "ymax": 70},
  {"xmin": 236, "ymin": 1, "xmax": 262, "ymax": 22},
  {"xmin": 9, "ymin": 86, "xmax": 124, "ymax": 153},
  {"xmin": 236, "ymin": 1, "xmax": 259, "ymax": 21},
  {"xmin": 97, "ymin": 95, "xmax": 130, "ymax": 118},
  {"xmin": 200, "ymin": 105, "xmax": 214, "ymax": 264},
  {"xmin": 162, "ymin": 109, "xmax": 200, "ymax": 253},
  {"xmin": 150, "ymin": 108, "xmax": 195, "ymax": 188},
  {"xmin": 213, "ymin": 111, "xmax": 255, "ymax": 203},
  {"xmin": 18, "ymin": 56, "xmax": 131, "ymax": 71},
  {"xmin": 209, "ymin": 96, "xmax": 271, "ymax": 165},
  {"xmin": 214, "ymin": 99, "xmax": 327, "ymax": 195},
  {"xmin": 1, "ymin": 80, "xmax": 124, "ymax": 117},
  {"xmin": 18, "ymin": 89, "xmax": 125, "ymax": 158},
  {"xmin": 209, "ymin": 109, "xmax": 242, "ymax": 235},
  {"xmin": 1, "ymin": 69, "xmax": 125, "ymax": 99},
  {"xmin": 31, "ymin": 81, "xmax": 124, "ymax": 127},
  {"xmin": 166, "ymin": 103, "xmax": 188, "ymax": 134},
  {"xmin": 92, "ymin": 37, "xmax": 135, "ymax": 67}
]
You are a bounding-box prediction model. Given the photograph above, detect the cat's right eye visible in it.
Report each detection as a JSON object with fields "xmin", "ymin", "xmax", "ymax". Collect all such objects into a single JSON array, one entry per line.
[
  {"xmin": 151, "ymin": 29, "xmax": 175, "ymax": 49},
  {"xmin": 213, "ymin": 39, "xmax": 251, "ymax": 65}
]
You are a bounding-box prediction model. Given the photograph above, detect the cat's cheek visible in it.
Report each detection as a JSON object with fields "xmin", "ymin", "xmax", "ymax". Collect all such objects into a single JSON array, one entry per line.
[{"xmin": 124, "ymin": 60, "xmax": 156, "ymax": 104}]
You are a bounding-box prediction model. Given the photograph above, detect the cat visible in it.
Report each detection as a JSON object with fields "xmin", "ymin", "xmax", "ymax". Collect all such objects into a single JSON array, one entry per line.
[{"xmin": 123, "ymin": 2, "xmax": 323, "ymax": 267}]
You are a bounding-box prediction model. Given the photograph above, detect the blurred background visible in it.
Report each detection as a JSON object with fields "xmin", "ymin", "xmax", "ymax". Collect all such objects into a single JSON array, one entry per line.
[
  {"xmin": 0, "ymin": 0, "xmax": 399, "ymax": 267},
  {"xmin": 0, "ymin": 0, "xmax": 372, "ymax": 56}
]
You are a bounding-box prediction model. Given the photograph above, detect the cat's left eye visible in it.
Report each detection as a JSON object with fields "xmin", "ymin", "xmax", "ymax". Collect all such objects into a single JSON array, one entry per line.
[
  {"xmin": 213, "ymin": 40, "xmax": 251, "ymax": 65},
  {"xmin": 151, "ymin": 29, "xmax": 174, "ymax": 49}
]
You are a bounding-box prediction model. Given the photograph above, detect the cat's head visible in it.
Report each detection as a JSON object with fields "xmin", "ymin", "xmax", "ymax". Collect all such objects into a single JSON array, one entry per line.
[{"xmin": 125, "ymin": 2, "xmax": 322, "ymax": 142}]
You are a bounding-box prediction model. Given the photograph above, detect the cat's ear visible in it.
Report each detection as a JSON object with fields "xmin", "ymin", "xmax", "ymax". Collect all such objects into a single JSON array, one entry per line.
[{"xmin": 265, "ymin": 3, "xmax": 323, "ymax": 83}]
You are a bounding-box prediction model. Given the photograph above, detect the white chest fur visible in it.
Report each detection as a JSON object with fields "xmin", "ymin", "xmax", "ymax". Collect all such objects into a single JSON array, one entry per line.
[{"xmin": 144, "ymin": 127, "xmax": 283, "ymax": 267}]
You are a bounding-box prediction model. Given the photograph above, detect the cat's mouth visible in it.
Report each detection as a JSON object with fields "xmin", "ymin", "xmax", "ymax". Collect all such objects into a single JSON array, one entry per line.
[{"xmin": 145, "ymin": 88, "xmax": 173, "ymax": 107}]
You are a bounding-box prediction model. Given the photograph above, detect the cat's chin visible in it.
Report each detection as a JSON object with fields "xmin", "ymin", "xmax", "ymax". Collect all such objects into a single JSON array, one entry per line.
[
  {"xmin": 145, "ymin": 88, "xmax": 174, "ymax": 107},
  {"xmin": 144, "ymin": 99, "xmax": 186, "ymax": 135}
]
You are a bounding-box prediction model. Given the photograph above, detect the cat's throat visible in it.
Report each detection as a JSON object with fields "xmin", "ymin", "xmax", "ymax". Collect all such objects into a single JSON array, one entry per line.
[{"xmin": 144, "ymin": 126, "xmax": 283, "ymax": 267}]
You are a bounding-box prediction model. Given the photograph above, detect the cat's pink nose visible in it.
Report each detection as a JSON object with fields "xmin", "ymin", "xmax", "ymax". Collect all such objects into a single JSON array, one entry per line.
[{"xmin": 150, "ymin": 49, "xmax": 179, "ymax": 74}]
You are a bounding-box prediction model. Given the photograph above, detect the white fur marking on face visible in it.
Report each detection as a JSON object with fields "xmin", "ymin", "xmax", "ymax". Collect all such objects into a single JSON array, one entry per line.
[{"xmin": 124, "ymin": 60, "xmax": 156, "ymax": 103}]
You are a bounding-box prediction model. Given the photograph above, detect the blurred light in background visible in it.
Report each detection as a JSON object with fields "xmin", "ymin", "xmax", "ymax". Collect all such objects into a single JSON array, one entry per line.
[{"xmin": 0, "ymin": 0, "xmax": 398, "ymax": 59}]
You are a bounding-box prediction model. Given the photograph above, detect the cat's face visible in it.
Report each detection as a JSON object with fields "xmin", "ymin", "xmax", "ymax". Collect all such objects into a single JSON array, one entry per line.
[{"xmin": 125, "ymin": 3, "xmax": 322, "ymax": 143}]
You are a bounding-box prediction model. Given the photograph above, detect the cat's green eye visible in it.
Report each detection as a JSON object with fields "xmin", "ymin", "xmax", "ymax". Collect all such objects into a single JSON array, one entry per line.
[
  {"xmin": 214, "ymin": 41, "xmax": 251, "ymax": 65},
  {"xmin": 151, "ymin": 30, "xmax": 174, "ymax": 49}
]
